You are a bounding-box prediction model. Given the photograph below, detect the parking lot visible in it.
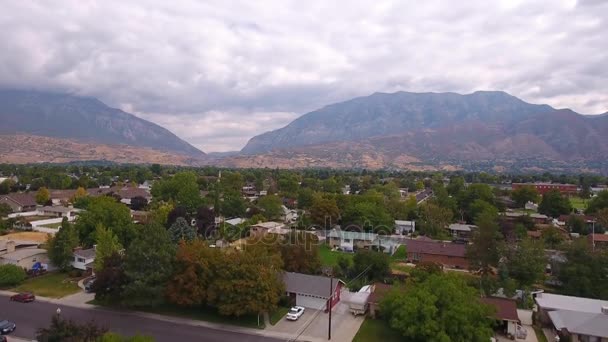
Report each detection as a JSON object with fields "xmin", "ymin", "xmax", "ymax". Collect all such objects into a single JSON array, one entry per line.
[{"xmin": 267, "ymin": 302, "xmax": 364, "ymax": 342}]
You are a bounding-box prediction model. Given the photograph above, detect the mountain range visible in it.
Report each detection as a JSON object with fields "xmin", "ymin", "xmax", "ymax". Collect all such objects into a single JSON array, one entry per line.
[
  {"xmin": 1, "ymin": 89, "xmax": 607, "ymax": 172},
  {"xmin": 0, "ymin": 89, "xmax": 204, "ymax": 165},
  {"xmin": 231, "ymin": 91, "xmax": 608, "ymax": 172}
]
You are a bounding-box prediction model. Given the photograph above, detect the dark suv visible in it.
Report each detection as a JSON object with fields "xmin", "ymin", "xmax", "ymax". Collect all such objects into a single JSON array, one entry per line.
[{"xmin": 0, "ymin": 320, "xmax": 16, "ymax": 335}]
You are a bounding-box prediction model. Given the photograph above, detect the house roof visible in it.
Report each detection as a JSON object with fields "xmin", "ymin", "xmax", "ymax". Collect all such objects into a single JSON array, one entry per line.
[
  {"xmin": 448, "ymin": 223, "xmax": 476, "ymax": 232},
  {"xmin": 225, "ymin": 218, "xmax": 245, "ymax": 226},
  {"xmin": 283, "ymin": 272, "xmax": 344, "ymax": 299},
  {"xmin": 74, "ymin": 248, "xmax": 96, "ymax": 259},
  {"xmin": 504, "ymin": 212, "xmax": 549, "ymax": 220},
  {"xmin": 1, "ymin": 248, "xmax": 47, "ymax": 262},
  {"xmin": 590, "ymin": 233, "xmax": 608, "ymax": 242},
  {"xmin": 403, "ymin": 239, "xmax": 467, "ymax": 258},
  {"xmin": 535, "ymin": 293, "xmax": 608, "ymax": 313},
  {"xmin": 368, "ymin": 283, "xmax": 392, "ymax": 304},
  {"xmin": 40, "ymin": 206, "xmax": 79, "ymax": 214},
  {"xmin": 1, "ymin": 193, "xmax": 37, "ymax": 207},
  {"xmin": 481, "ymin": 297, "xmax": 520, "ymax": 322},
  {"xmin": 395, "ymin": 220, "xmax": 414, "ymax": 226},
  {"xmin": 0, "ymin": 240, "xmax": 40, "ymax": 252},
  {"xmin": 251, "ymin": 221, "xmax": 284, "ymax": 229},
  {"xmin": 328, "ymin": 230, "xmax": 377, "ymax": 241},
  {"xmin": 548, "ymin": 310, "xmax": 608, "ymax": 338}
]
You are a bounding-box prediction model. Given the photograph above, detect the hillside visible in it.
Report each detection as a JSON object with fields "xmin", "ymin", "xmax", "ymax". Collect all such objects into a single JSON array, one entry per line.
[{"xmin": 0, "ymin": 89, "xmax": 204, "ymax": 158}]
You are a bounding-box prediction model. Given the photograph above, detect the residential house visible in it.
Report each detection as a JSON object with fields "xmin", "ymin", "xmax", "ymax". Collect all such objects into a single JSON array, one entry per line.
[
  {"xmin": 71, "ymin": 247, "xmax": 96, "ymax": 273},
  {"xmin": 589, "ymin": 233, "xmax": 608, "ymax": 250},
  {"xmin": 0, "ymin": 192, "xmax": 37, "ymax": 213},
  {"xmin": 368, "ymin": 283, "xmax": 392, "ymax": 318},
  {"xmin": 525, "ymin": 201, "xmax": 539, "ymax": 211},
  {"xmin": 327, "ymin": 230, "xmax": 377, "ymax": 252},
  {"xmin": 249, "ymin": 221, "xmax": 287, "ymax": 237},
  {"xmin": 38, "ymin": 206, "xmax": 81, "ymax": 218},
  {"xmin": 0, "ymin": 240, "xmax": 48, "ymax": 270},
  {"xmin": 481, "ymin": 297, "xmax": 521, "ymax": 337},
  {"xmin": 447, "ymin": 223, "xmax": 476, "ymax": 240},
  {"xmin": 394, "ymin": 220, "xmax": 415, "ymax": 235},
  {"xmin": 535, "ymin": 293, "xmax": 608, "ymax": 341},
  {"xmin": 283, "ymin": 272, "xmax": 345, "ymax": 311},
  {"xmin": 131, "ymin": 210, "xmax": 150, "ymax": 224},
  {"xmin": 503, "ymin": 212, "xmax": 550, "ymax": 224},
  {"xmin": 403, "ymin": 238, "xmax": 469, "ymax": 269}
]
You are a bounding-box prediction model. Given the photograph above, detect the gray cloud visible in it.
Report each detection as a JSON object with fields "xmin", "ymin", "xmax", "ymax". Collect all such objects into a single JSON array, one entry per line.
[{"xmin": 0, "ymin": 0, "xmax": 607, "ymax": 151}]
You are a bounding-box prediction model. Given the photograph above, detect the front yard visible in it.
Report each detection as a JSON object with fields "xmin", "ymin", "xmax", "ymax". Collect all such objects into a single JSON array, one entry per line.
[
  {"xmin": 14, "ymin": 272, "xmax": 81, "ymax": 298},
  {"xmin": 318, "ymin": 243, "xmax": 353, "ymax": 267},
  {"xmin": 570, "ymin": 196, "xmax": 588, "ymax": 211},
  {"xmin": 353, "ymin": 318, "xmax": 402, "ymax": 342}
]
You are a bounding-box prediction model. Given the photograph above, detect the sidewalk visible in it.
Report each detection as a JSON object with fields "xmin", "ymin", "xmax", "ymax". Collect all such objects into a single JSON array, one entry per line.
[{"xmin": 0, "ymin": 289, "xmax": 321, "ymax": 342}]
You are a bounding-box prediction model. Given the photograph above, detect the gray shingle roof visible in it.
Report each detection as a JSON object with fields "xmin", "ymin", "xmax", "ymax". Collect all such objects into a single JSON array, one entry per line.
[
  {"xmin": 548, "ymin": 310, "xmax": 608, "ymax": 338},
  {"xmin": 74, "ymin": 248, "xmax": 96, "ymax": 259},
  {"xmin": 283, "ymin": 272, "xmax": 343, "ymax": 298}
]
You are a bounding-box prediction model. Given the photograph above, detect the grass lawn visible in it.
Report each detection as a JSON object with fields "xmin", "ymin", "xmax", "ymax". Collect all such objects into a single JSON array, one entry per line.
[
  {"xmin": 40, "ymin": 222, "xmax": 62, "ymax": 229},
  {"xmin": 89, "ymin": 300, "xmax": 264, "ymax": 329},
  {"xmin": 269, "ymin": 306, "xmax": 290, "ymax": 325},
  {"xmin": 570, "ymin": 196, "xmax": 588, "ymax": 211},
  {"xmin": 318, "ymin": 243, "xmax": 353, "ymax": 267},
  {"xmin": 14, "ymin": 272, "xmax": 80, "ymax": 298},
  {"xmin": 353, "ymin": 318, "xmax": 402, "ymax": 342}
]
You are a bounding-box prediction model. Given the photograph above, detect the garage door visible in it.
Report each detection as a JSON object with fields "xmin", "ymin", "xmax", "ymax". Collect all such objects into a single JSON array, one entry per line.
[{"xmin": 296, "ymin": 294, "xmax": 327, "ymax": 310}]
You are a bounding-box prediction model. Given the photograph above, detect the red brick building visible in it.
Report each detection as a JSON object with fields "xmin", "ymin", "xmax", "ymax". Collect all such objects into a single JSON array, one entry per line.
[
  {"xmin": 512, "ymin": 183, "xmax": 578, "ymax": 196},
  {"xmin": 403, "ymin": 239, "xmax": 469, "ymax": 269}
]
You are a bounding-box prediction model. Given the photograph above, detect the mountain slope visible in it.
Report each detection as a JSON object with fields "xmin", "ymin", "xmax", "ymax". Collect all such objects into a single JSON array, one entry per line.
[
  {"xmin": 0, "ymin": 89, "xmax": 204, "ymax": 157},
  {"xmin": 241, "ymin": 91, "xmax": 554, "ymax": 154}
]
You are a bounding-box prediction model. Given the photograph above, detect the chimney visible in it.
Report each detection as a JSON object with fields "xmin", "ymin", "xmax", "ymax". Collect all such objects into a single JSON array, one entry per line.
[{"xmin": 6, "ymin": 240, "xmax": 15, "ymax": 253}]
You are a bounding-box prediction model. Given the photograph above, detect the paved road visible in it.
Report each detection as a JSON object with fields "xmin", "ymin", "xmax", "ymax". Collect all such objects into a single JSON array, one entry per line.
[{"xmin": 1, "ymin": 294, "xmax": 282, "ymax": 342}]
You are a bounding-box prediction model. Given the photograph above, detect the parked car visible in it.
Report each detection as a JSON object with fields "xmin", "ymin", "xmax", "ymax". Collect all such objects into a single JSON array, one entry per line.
[
  {"xmin": 84, "ymin": 278, "xmax": 96, "ymax": 293},
  {"xmin": 286, "ymin": 306, "xmax": 305, "ymax": 321},
  {"xmin": 10, "ymin": 292, "xmax": 35, "ymax": 303},
  {"xmin": 0, "ymin": 320, "xmax": 16, "ymax": 334}
]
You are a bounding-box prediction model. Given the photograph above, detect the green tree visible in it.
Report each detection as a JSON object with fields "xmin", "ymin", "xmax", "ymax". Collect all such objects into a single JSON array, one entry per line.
[
  {"xmin": 123, "ymin": 223, "xmax": 175, "ymax": 307},
  {"xmin": 511, "ymin": 185, "xmax": 540, "ymax": 208},
  {"xmin": 342, "ymin": 201, "xmax": 393, "ymax": 233},
  {"xmin": 99, "ymin": 332, "xmax": 155, "ymax": 342},
  {"xmin": 36, "ymin": 315, "xmax": 107, "ymax": 342},
  {"xmin": 221, "ymin": 190, "xmax": 246, "ymax": 218},
  {"xmin": 586, "ymin": 190, "xmax": 608, "ymax": 214},
  {"xmin": 504, "ymin": 238, "xmax": 546, "ymax": 287},
  {"xmin": 309, "ymin": 196, "xmax": 340, "ymax": 229},
  {"xmin": 381, "ymin": 274, "xmax": 494, "ymax": 342},
  {"xmin": 466, "ymin": 211, "xmax": 503, "ymax": 276},
  {"xmin": 168, "ymin": 217, "xmax": 197, "ymax": 243},
  {"xmin": 151, "ymin": 172, "xmax": 200, "ymax": 212},
  {"xmin": 417, "ymin": 202, "xmax": 452, "ymax": 238},
  {"xmin": 0, "ymin": 264, "xmax": 27, "ymax": 286},
  {"xmin": 538, "ymin": 190, "xmax": 572, "ymax": 218},
  {"xmin": 280, "ymin": 231, "xmax": 321, "ymax": 274},
  {"xmin": 297, "ymin": 188, "xmax": 315, "ymax": 209},
  {"xmin": 47, "ymin": 218, "xmax": 79, "ymax": 271},
  {"xmin": 92, "ymin": 252, "xmax": 127, "ymax": 303},
  {"xmin": 557, "ymin": 239, "xmax": 608, "ymax": 299},
  {"xmin": 567, "ymin": 215, "xmax": 588, "ymax": 235},
  {"xmin": 94, "ymin": 224, "xmax": 123, "ymax": 272},
  {"xmin": 0, "ymin": 179, "xmax": 15, "ymax": 194},
  {"xmin": 0, "ymin": 202, "xmax": 12, "ymax": 217},
  {"xmin": 257, "ymin": 195, "xmax": 283, "ymax": 220},
  {"xmin": 352, "ymin": 250, "xmax": 390, "ymax": 282},
  {"xmin": 75, "ymin": 196, "xmax": 134, "ymax": 247},
  {"xmin": 541, "ymin": 226, "xmax": 565, "ymax": 249},
  {"xmin": 36, "ymin": 187, "xmax": 51, "ymax": 205},
  {"xmin": 468, "ymin": 199, "xmax": 498, "ymax": 223}
]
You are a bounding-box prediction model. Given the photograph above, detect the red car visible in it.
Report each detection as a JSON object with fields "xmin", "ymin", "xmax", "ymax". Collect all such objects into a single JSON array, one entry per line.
[{"xmin": 10, "ymin": 292, "xmax": 35, "ymax": 303}]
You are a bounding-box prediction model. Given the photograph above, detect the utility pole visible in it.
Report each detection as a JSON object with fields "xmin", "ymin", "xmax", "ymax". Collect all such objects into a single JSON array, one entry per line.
[
  {"xmin": 328, "ymin": 277, "xmax": 332, "ymax": 340},
  {"xmin": 592, "ymin": 220, "xmax": 596, "ymax": 252}
]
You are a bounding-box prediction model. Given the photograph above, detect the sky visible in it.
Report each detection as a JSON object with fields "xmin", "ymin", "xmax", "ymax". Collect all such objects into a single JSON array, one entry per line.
[{"xmin": 0, "ymin": 0, "xmax": 607, "ymax": 152}]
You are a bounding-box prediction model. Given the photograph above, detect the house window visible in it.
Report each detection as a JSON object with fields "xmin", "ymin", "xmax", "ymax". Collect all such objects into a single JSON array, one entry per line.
[
  {"xmin": 77, "ymin": 257, "xmax": 86, "ymax": 263},
  {"xmin": 32, "ymin": 258, "xmax": 37, "ymax": 262}
]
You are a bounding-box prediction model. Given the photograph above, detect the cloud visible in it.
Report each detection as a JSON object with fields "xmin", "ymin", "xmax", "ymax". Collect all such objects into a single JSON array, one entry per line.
[{"xmin": 0, "ymin": 0, "xmax": 607, "ymax": 151}]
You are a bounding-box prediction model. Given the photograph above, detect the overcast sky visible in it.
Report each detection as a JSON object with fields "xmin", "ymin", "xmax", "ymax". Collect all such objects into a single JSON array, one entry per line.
[{"xmin": 1, "ymin": 0, "xmax": 607, "ymax": 152}]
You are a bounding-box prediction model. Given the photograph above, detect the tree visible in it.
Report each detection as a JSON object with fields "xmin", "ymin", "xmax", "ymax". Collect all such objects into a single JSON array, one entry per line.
[
  {"xmin": 151, "ymin": 172, "xmax": 201, "ymax": 212},
  {"xmin": 381, "ymin": 274, "xmax": 494, "ymax": 342},
  {"xmin": 47, "ymin": 218, "xmax": 79, "ymax": 271},
  {"xmin": 0, "ymin": 264, "xmax": 26, "ymax": 286},
  {"xmin": 280, "ymin": 231, "xmax": 321, "ymax": 274},
  {"xmin": 257, "ymin": 195, "xmax": 283, "ymax": 220},
  {"xmin": 309, "ymin": 196, "xmax": 340, "ymax": 229},
  {"xmin": 71, "ymin": 186, "xmax": 88, "ymax": 203},
  {"xmin": 221, "ymin": 190, "xmax": 246, "ymax": 218},
  {"xmin": 511, "ymin": 185, "xmax": 540, "ymax": 208},
  {"xmin": 0, "ymin": 179, "xmax": 15, "ymax": 194},
  {"xmin": 75, "ymin": 196, "xmax": 135, "ymax": 247},
  {"xmin": 586, "ymin": 190, "xmax": 608, "ymax": 214},
  {"xmin": 93, "ymin": 252, "xmax": 128, "ymax": 302},
  {"xmin": 166, "ymin": 240, "xmax": 218, "ymax": 306},
  {"xmin": 557, "ymin": 239, "xmax": 608, "ymax": 299},
  {"xmin": 468, "ymin": 200, "xmax": 498, "ymax": 223},
  {"xmin": 208, "ymin": 242, "xmax": 284, "ymax": 317},
  {"xmin": 542, "ymin": 226, "xmax": 565, "ymax": 249},
  {"xmin": 123, "ymin": 223, "xmax": 175, "ymax": 307},
  {"xmin": 168, "ymin": 217, "xmax": 197, "ymax": 243},
  {"xmin": 352, "ymin": 250, "xmax": 390, "ymax": 282},
  {"xmin": 0, "ymin": 202, "xmax": 12, "ymax": 217},
  {"xmin": 297, "ymin": 188, "xmax": 315, "ymax": 209},
  {"xmin": 130, "ymin": 196, "xmax": 148, "ymax": 211},
  {"xmin": 36, "ymin": 187, "xmax": 51, "ymax": 205},
  {"xmin": 417, "ymin": 202, "xmax": 452, "ymax": 239},
  {"xmin": 466, "ymin": 211, "xmax": 503, "ymax": 275},
  {"xmin": 195, "ymin": 206, "xmax": 216, "ymax": 237},
  {"xmin": 503, "ymin": 238, "xmax": 546, "ymax": 287},
  {"xmin": 36, "ymin": 315, "xmax": 107, "ymax": 342},
  {"xmin": 342, "ymin": 201, "xmax": 393, "ymax": 233},
  {"xmin": 94, "ymin": 224, "xmax": 123, "ymax": 272},
  {"xmin": 538, "ymin": 190, "xmax": 572, "ymax": 218},
  {"xmin": 567, "ymin": 215, "xmax": 587, "ymax": 235}
]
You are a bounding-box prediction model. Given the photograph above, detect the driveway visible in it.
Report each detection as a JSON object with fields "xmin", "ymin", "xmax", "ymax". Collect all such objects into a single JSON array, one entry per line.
[
  {"xmin": 268, "ymin": 302, "xmax": 364, "ymax": 342},
  {"xmin": 495, "ymin": 325, "xmax": 538, "ymax": 342}
]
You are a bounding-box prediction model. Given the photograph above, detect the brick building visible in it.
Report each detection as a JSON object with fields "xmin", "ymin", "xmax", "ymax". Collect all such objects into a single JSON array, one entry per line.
[
  {"xmin": 402, "ymin": 238, "xmax": 469, "ymax": 269},
  {"xmin": 512, "ymin": 183, "xmax": 578, "ymax": 196}
]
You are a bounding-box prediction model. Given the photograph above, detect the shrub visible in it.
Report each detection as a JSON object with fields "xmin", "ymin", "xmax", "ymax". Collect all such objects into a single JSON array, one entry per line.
[{"xmin": 0, "ymin": 264, "xmax": 27, "ymax": 287}]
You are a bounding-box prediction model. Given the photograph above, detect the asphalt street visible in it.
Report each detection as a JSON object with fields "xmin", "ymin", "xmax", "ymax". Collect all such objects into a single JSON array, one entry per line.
[{"xmin": 1, "ymin": 294, "xmax": 282, "ymax": 342}]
